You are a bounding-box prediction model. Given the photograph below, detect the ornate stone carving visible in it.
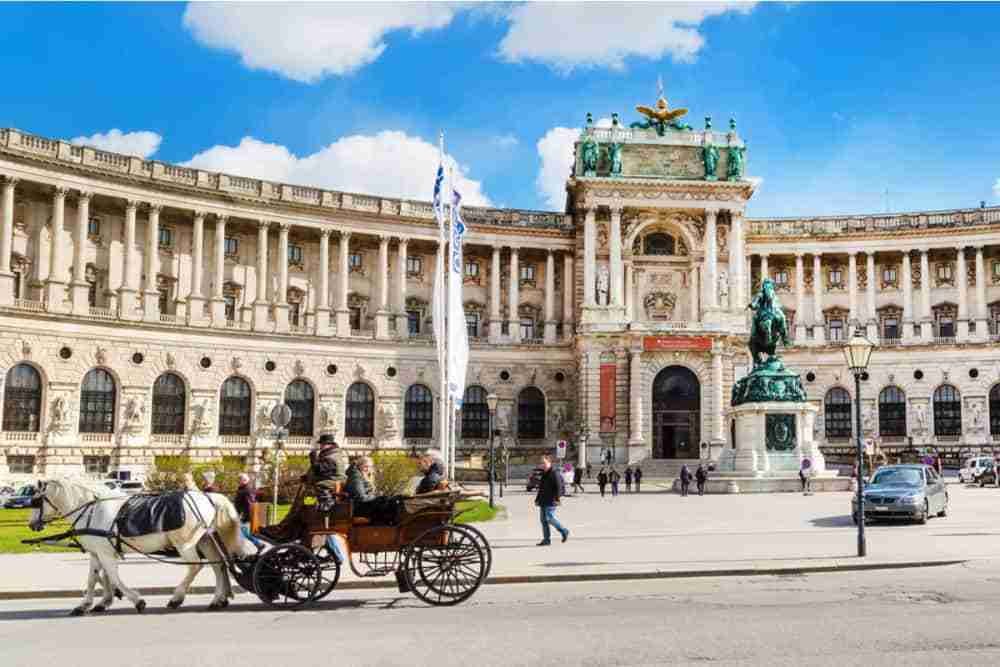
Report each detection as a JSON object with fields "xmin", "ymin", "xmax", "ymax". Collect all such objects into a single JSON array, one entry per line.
[
  {"xmin": 95, "ymin": 346, "xmax": 108, "ymax": 366},
  {"xmin": 231, "ymin": 356, "xmax": 242, "ymax": 372},
  {"xmin": 597, "ymin": 223, "xmax": 608, "ymax": 251},
  {"xmin": 122, "ymin": 396, "xmax": 146, "ymax": 434},
  {"xmin": 165, "ymin": 352, "xmax": 175, "ymax": 369},
  {"xmin": 596, "ymin": 265, "xmax": 610, "ymax": 306},
  {"xmin": 968, "ymin": 399, "xmax": 986, "ymax": 432},
  {"xmin": 718, "ymin": 270, "xmax": 729, "ymax": 308},
  {"xmin": 549, "ymin": 403, "xmax": 567, "ymax": 435},
  {"xmin": 318, "ymin": 403, "xmax": 336, "ymax": 435},
  {"xmin": 912, "ymin": 402, "xmax": 928, "ymax": 433},
  {"xmin": 294, "ymin": 359, "xmax": 305, "ymax": 377},
  {"xmin": 379, "ymin": 401, "xmax": 398, "ymax": 439},
  {"xmin": 643, "ymin": 291, "xmax": 677, "ymax": 320},
  {"xmin": 190, "ymin": 400, "xmax": 214, "ymax": 437},
  {"xmin": 48, "ymin": 396, "xmax": 72, "ymax": 434}
]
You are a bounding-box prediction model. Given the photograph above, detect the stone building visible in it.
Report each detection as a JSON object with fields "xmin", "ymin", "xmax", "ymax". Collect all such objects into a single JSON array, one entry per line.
[{"xmin": 0, "ymin": 101, "xmax": 998, "ymax": 480}]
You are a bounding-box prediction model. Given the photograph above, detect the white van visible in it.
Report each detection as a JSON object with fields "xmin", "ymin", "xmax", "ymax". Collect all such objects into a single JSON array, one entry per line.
[{"xmin": 959, "ymin": 456, "xmax": 994, "ymax": 483}]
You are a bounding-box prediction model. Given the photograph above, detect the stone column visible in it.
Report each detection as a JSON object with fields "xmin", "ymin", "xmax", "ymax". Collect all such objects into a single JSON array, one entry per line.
[
  {"xmin": 703, "ymin": 208, "xmax": 718, "ymax": 310},
  {"xmin": 116, "ymin": 198, "xmax": 137, "ymax": 318},
  {"xmin": 508, "ymin": 246, "xmax": 521, "ymax": 343},
  {"xmin": 544, "ymin": 249, "xmax": 556, "ymax": 343},
  {"xmin": 628, "ymin": 349, "xmax": 644, "ymax": 447},
  {"xmin": 689, "ymin": 264, "xmax": 699, "ymax": 322},
  {"xmin": 902, "ymin": 250, "xmax": 914, "ymax": 341},
  {"xmin": 919, "ymin": 249, "xmax": 932, "ymax": 340},
  {"xmin": 760, "ymin": 253, "xmax": 769, "ymax": 285},
  {"xmin": 142, "ymin": 203, "xmax": 161, "ymax": 322},
  {"xmin": 728, "ymin": 210, "xmax": 745, "ymax": 309},
  {"xmin": 812, "ymin": 253, "xmax": 824, "ymax": 343},
  {"xmin": 956, "ymin": 246, "xmax": 969, "ymax": 341},
  {"xmin": 395, "ymin": 237, "xmax": 408, "ymax": 339},
  {"xmin": 624, "ymin": 261, "xmax": 633, "ymax": 322},
  {"xmin": 210, "ymin": 215, "xmax": 227, "ymax": 326},
  {"xmin": 562, "ymin": 251, "xmax": 574, "ymax": 341},
  {"xmin": 975, "ymin": 245, "xmax": 988, "ymax": 340},
  {"xmin": 794, "ymin": 253, "xmax": 806, "ymax": 343},
  {"xmin": 313, "ymin": 229, "xmax": 331, "ymax": 336},
  {"xmin": 0, "ymin": 177, "xmax": 17, "ymax": 305},
  {"xmin": 847, "ymin": 252, "xmax": 858, "ymax": 335},
  {"xmin": 274, "ymin": 223, "xmax": 290, "ymax": 333},
  {"xmin": 335, "ymin": 232, "xmax": 352, "ymax": 335},
  {"xmin": 251, "ymin": 220, "xmax": 270, "ymax": 331},
  {"xmin": 866, "ymin": 251, "xmax": 877, "ymax": 340},
  {"xmin": 45, "ymin": 187, "xmax": 68, "ymax": 316},
  {"xmin": 583, "ymin": 207, "xmax": 596, "ymax": 307},
  {"xmin": 188, "ymin": 211, "xmax": 206, "ymax": 324},
  {"xmin": 609, "ymin": 205, "xmax": 623, "ymax": 308},
  {"xmin": 70, "ymin": 191, "xmax": 92, "ymax": 315},
  {"xmin": 489, "ymin": 245, "xmax": 502, "ymax": 343},
  {"xmin": 375, "ymin": 234, "xmax": 390, "ymax": 339},
  {"xmin": 711, "ymin": 342, "xmax": 725, "ymax": 443}
]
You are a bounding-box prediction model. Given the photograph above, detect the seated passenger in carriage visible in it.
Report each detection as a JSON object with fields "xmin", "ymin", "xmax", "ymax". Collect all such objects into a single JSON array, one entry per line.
[
  {"xmin": 308, "ymin": 434, "xmax": 349, "ymax": 512},
  {"xmin": 416, "ymin": 449, "xmax": 447, "ymax": 495},
  {"xmin": 345, "ymin": 456, "xmax": 402, "ymax": 525}
]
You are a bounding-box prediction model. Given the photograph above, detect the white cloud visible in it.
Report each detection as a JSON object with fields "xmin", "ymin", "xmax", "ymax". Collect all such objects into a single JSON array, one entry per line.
[
  {"xmin": 498, "ymin": 2, "xmax": 756, "ymax": 72},
  {"xmin": 70, "ymin": 129, "xmax": 162, "ymax": 158},
  {"xmin": 535, "ymin": 118, "xmax": 611, "ymax": 210},
  {"xmin": 993, "ymin": 178, "xmax": 1000, "ymax": 199},
  {"xmin": 490, "ymin": 133, "xmax": 519, "ymax": 149},
  {"xmin": 183, "ymin": 131, "xmax": 491, "ymax": 206},
  {"xmin": 183, "ymin": 2, "xmax": 458, "ymax": 82}
]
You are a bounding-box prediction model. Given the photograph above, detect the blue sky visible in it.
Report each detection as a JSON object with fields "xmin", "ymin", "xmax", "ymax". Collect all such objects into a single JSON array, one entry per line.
[{"xmin": 2, "ymin": 2, "xmax": 999, "ymax": 217}]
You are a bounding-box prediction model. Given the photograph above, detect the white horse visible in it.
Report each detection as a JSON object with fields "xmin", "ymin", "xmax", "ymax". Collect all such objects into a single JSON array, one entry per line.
[{"xmin": 29, "ymin": 478, "xmax": 251, "ymax": 614}]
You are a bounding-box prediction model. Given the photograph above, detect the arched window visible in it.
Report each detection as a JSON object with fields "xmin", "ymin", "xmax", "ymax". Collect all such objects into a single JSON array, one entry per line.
[
  {"xmin": 219, "ymin": 377, "xmax": 252, "ymax": 436},
  {"xmin": 285, "ymin": 380, "xmax": 315, "ymax": 436},
  {"xmin": 404, "ymin": 384, "xmax": 433, "ymax": 439},
  {"xmin": 824, "ymin": 387, "xmax": 852, "ymax": 439},
  {"xmin": 644, "ymin": 233, "xmax": 675, "ymax": 256},
  {"xmin": 345, "ymin": 382, "xmax": 374, "ymax": 437},
  {"xmin": 517, "ymin": 387, "xmax": 546, "ymax": 439},
  {"xmin": 152, "ymin": 373, "xmax": 186, "ymax": 435},
  {"xmin": 2, "ymin": 364, "xmax": 42, "ymax": 432},
  {"xmin": 990, "ymin": 385, "xmax": 1000, "ymax": 436},
  {"xmin": 79, "ymin": 369, "xmax": 116, "ymax": 434},
  {"xmin": 462, "ymin": 386, "xmax": 489, "ymax": 439},
  {"xmin": 933, "ymin": 384, "xmax": 961, "ymax": 436},
  {"xmin": 878, "ymin": 386, "xmax": 906, "ymax": 437}
]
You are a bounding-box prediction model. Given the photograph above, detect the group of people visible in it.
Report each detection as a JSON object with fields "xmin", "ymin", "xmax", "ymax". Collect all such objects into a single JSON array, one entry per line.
[
  {"xmin": 594, "ymin": 466, "xmax": 644, "ymax": 497},
  {"xmin": 678, "ymin": 464, "xmax": 709, "ymax": 496}
]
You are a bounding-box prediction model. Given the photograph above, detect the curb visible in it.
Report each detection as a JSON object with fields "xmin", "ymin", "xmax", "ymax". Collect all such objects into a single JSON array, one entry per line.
[{"xmin": 0, "ymin": 558, "xmax": 966, "ymax": 601}]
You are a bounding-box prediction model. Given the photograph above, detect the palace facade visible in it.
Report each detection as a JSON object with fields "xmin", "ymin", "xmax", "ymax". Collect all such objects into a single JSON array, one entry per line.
[{"xmin": 0, "ymin": 112, "xmax": 998, "ymax": 480}]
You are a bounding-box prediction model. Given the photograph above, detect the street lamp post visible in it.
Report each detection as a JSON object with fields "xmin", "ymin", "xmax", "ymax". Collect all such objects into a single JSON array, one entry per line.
[
  {"xmin": 486, "ymin": 393, "xmax": 498, "ymax": 508},
  {"xmin": 843, "ymin": 332, "xmax": 874, "ymax": 558}
]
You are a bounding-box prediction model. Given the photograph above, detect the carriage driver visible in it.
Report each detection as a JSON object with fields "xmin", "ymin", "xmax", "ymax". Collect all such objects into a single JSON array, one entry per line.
[
  {"xmin": 308, "ymin": 434, "xmax": 349, "ymax": 512},
  {"xmin": 416, "ymin": 449, "xmax": 447, "ymax": 494}
]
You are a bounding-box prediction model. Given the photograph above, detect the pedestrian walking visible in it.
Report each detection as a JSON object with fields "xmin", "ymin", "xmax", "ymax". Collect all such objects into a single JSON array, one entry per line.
[
  {"xmin": 585, "ymin": 462, "xmax": 593, "ymax": 479},
  {"xmin": 597, "ymin": 467, "xmax": 608, "ymax": 497},
  {"xmin": 535, "ymin": 454, "xmax": 569, "ymax": 546},
  {"xmin": 679, "ymin": 464, "xmax": 692, "ymax": 497},
  {"xmin": 572, "ymin": 466, "xmax": 585, "ymax": 493},
  {"xmin": 610, "ymin": 468, "xmax": 621, "ymax": 497},
  {"xmin": 624, "ymin": 466, "xmax": 633, "ymax": 492},
  {"xmin": 799, "ymin": 467, "xmax": 807, "ymax": 492},
  {"xmin": 634, "ymin": 466, "xmax": 642, "ymax": 493},
  {"xmin": 695, "ymin": 463, "xmax": 707, "ymax": 496}
]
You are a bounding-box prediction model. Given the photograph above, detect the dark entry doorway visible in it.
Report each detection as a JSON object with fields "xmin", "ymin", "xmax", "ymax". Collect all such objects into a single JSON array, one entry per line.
[{"xmin": 651, "ymin": 366, "xmax": 700, "ymax": 459}]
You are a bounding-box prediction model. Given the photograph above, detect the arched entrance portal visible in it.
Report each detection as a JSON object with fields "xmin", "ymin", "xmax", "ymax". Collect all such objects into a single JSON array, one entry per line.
[{"xmin": 652, "ymin": 366, "xmax": 701, "ymax": 459}]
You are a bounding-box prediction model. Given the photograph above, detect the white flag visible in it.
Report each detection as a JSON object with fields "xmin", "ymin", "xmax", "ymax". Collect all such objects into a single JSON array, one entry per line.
[
  {"xmin": 431, "ymin": 164, "xmax": 447, "ymax": 376},
  {"xmin": 447, "ymin": 188, "xmax": 469, "ymax": 405}
]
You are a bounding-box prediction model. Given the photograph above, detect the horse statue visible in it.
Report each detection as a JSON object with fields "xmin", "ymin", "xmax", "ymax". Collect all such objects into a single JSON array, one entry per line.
[
  {"xmin": 28, "ymin": 478, "xmax": 250, "ymax": 615},
  {"xmin": 747, "ymin": 278, "xmax": 789, "ymax": 368}
]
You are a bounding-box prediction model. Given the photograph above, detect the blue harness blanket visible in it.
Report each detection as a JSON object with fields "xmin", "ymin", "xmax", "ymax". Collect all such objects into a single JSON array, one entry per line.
[{"xmin": 115, "ymin": 492, "xmax": 189, "ymax": 538}]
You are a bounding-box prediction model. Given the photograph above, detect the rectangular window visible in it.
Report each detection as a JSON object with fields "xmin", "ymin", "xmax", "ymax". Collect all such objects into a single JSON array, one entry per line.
[
  {"xmin": 520, "ymin": 265, "xmax": 536, "ymax": 281},
  {"xmin": 993, "ymin": 261, "xmax": 1000, "ymax": 279},
  {"xmin": 938, "ymin": 317, "xmax": 955, "ymax": 338},
  {"xmin": 288, "ymin": 244, "xmax": 303, "ymax": 265},
  {"xmin": 224, "ymin": 295, "xmax": 236, "ymax": 321},
  {"xmin": 882, "ymin": 267, "xmax": 896, "ymax": 284},
  {"xmin": 774, "ymin": 270, "xmax": 788, "ymax": 286},
  {"xmin": 7, "ymin": 455, "xmax": 35, "ymax": 474},
  {"xmin": 158, "ymin": 287, "xmax": 170, "ymax": 315},
  {"xmin": 350, "ymin": 307, "xmax": 362, "ymax": 330},
  {"xmin": 828, "ymin": 319, "xmax": 844, "ymax": 342},
  {"xmin": 828, "ymin": 269, "xmax": 842, "ymax": 285},
  {"xmin": 158, "ymin": 227, "xmax": 174, "ymax": 248},
  {"xmin": 465, "ymin": 261, "xmax": 479, "ymax": 278},
  {"xmin": 289, "ymin": 302, "xmax": 301, "ymax": 327},
  {"xmin": 465, "ymin": 312, "xmax": 479, "ymax": 338},
  {"xmin": 520, "ymin": 318, "xmax": 535, "ymax": 340},
  {"xmin": 937, "ymin": 264, "xmax": 952, "ymax": 281},
  {"xmin": 224, "ymin": 237, "xmax": 239, "ymax": 258},
  {"xmin": 407, "ymin": 310, "xmax": 421, "ymax": 334},
  {"xmin": 83, "ymin": 455, "xmax": 111, "ymax": 475},
  {"xmin": 882, "ymin": 317, "xmax": 899, "ymax": 340},
  {"xmin": 406, "ymin": 256, "xmax": 422, "ymax": 275},
  {"xmin": 349, "ymin": 253, "xmax": 363, "ymax": 269},
  {"xmin": 87, "ymin": 217, "xmax": 101, "ymax": 238}
]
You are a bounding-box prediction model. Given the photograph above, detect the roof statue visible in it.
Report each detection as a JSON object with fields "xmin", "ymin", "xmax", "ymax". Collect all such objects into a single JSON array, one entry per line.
[{"xmin": 631, "ymin": 77, "xmax": 692, "ymax": 135}]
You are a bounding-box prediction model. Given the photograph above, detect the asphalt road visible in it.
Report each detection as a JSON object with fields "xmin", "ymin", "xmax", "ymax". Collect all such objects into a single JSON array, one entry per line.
[{"xmin": 3, "ymin": 560, "xmax": 1000, "ymax": 666}]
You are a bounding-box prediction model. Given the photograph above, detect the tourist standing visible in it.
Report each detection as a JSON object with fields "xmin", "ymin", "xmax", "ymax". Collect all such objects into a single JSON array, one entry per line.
[
  {"xmin": 695, "ymin": 464, "xmax": 707, "ymax": 496},
  {"xmin": 586, "ymin": 462, "xmax": 593, "ymax": 479},
  {"xmin": 201, "ymin": 470, "xmax": 218, "ymax": 494},
  {"xmin": 634, "ymin": 466, "xmax": 643, "ymax": 493},
  {"xmin": 572, "ymin": 466, "xmax": 585, "ymax": 494},
  {"xmin": 535, "ymin": 454, "xmax": 570, "ymax": 546},
  {"xmin": 610, "ymin": 468, "xmax": 621, "ymax": 497},
  {"xmin": 597, "ymin": 467, "xmax": 608, "ymax": 497},
  {"xmin": 624, "ymin": 466, "xmax": 633, "ymax": 492},
  {"xmin": 679, "ymin": 465, "xmax": 692, "ymax": 497}
]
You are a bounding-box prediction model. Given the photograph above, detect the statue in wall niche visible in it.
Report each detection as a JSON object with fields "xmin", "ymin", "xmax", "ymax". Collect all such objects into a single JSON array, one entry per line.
[
  {"xmin": 718, "ymin": 270, "xmax": 730, "ymax": 308},
  {"xmin": 191, "ymin": 400, "xmax": 213, "ymax": 436},
  {"xmin": 318, "ymin": 404, "xmax": 336, "ymax": 434},
  {"xmin": 727, "ymin": 146, "xmax": 746, "ymax": 181},
  {"xmin": 124, "ymin": 397, "xmax": 145, "ymax": 433},
  {"xmin": 49, "ymin": 396, "xmax": 71, "ymax": 433},
  {"xmin": 380, "ymin": 402, "xmax": 399, "ymax": 438},
  {"xmin": 596, "ymin": 265, "xmax": 610, "ymax": 306},
  {"xmin": 971, "ymin": 401, "xmax": 985, "ymax": 430},
  {"xmin": 913, "ymin": 403, "xmax": 927, "ymax": 432},
  {"xmin": 549, "ymin": 404, "xmax": 566, "ymax": 435},
  {"xmin": 702, "ymin": 142, "xmax": 719, "ymax": 181},
  {"xmin": 256, "ymin": 404, "xmax": 273, "ymax": 433},
  {"xmin": 497, "ymin": 404, "xmax": 512, "ymax": 432},
  {"xmin": 862, "ymin": 404, "xmax": 876, "ymax": 432},
  {"xmin": 581, "ymin": 130, "xmax": 599, "ymax": 177}
]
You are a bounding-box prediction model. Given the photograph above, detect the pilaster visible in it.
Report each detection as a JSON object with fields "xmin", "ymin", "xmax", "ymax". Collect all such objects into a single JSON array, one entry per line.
[
  {"xmin": 374, "ymin": 234, "xmax": 391, "ymax": 340},
  {"xmin": 69, "ymin": 190, "xmax": 92, "ymax": 315},
  {"xmin": 141, "ymin": 203, "xmax": 162, "ymax": 323},
  {"xmin": 274, "ymin": 223, "xmax": 291, "ymax": 333},
  {"xmin": 45, "ymin": 186, "xmax": 68, "ymax": 313}
]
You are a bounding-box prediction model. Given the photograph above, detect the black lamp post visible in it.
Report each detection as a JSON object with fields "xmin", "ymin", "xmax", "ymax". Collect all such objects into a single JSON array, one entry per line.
[
  {"xmin": 486, "ymin": 392, "xmax": 498, "ymax": 508},
  {"xmin": 843, "ymin": 331, "xmax": 874, "ymax": 557}
]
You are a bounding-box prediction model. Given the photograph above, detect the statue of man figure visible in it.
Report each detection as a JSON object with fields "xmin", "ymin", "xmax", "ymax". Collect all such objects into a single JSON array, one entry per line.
[{"xmin": 596, "ymin": 265, "xmax": 610, "ymax": 306}]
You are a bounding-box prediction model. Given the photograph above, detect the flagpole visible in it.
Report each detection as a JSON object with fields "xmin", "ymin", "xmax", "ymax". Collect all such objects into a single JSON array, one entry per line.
[{"xmin": 437, "ymin": 132, "xmax": 450, "ymax": 476}]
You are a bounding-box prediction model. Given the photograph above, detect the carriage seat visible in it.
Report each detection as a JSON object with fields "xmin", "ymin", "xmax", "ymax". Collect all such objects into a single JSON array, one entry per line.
[{"xmin": 352, "ymin": 517, "xmax": 371, "ymax": 526}]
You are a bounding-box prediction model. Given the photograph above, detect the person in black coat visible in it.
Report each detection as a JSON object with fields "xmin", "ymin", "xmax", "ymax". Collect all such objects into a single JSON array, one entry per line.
[
  {"xmin": 633, "ymin": 466, "xmax": 643, "ymax": 493},
  {"xmin": 535, "ymin": 454, "xmax": 570, "ymax": 546},
  {"xmin": 695, "ymin": 464, "xmax": 708, "ymax": 496},
  {"xmin": 624, "ymin": 467, "xmax": 633, "ymax": 492},
  {"xmin": 609, "ymin": 468, "xmax": 621, "ymax": 497},
  {"xmin": 416, "ymin": 450, "xmax": 446, "ymax": 494},
  {"xmin": 679, "ymin": 465, "xmax": 692, "ymax": 497},
  {"xmin": 572, "ymin": 466, "xmax": 585, "ymax": 493},
  {"xmin": 597, "ymin": 467, "xmax": 608, "ymax": 497}
]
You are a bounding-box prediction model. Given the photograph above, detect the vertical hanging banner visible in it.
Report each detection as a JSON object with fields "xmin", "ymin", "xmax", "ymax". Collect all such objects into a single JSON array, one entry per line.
[
  {"xmin": 447, "ymin": 187, "xmax": 469, "ymax": 405},
  {"xmin": 600, "ymin": 363, "xmax": 616, "ymax": 433}
]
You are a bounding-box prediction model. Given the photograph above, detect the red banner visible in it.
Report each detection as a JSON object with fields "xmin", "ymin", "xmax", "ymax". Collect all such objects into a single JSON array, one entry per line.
[
  {"xmin": 643, "ymin": 336, "xmax": 712, "ymax": 352},
  {"xmin": 600, "ymin": 363, "xmax": 616, "ymax": 433}
]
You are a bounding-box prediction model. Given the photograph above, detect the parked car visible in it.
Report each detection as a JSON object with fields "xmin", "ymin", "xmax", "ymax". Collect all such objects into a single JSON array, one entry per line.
[
  {"xmin": 959, "ymin": 456, "xmax": 994, "ymax": 484},
  {"xmin": 105, "ymin": 480, "xmax": 145, "ymax": 495},
  {"xmin": 526, "ymin": 467, "xmax": 544, "ymax": 492},
  {"xmin": 3, "ymin": 485, "xmax": 37, "ymax": 509},
  {"xmin": 852, "ymin": 464, "xmax": 948, "ymax": 525},
  {"xmin": 976, "ymin": 460, "xmax": 999, "ymax": 487}
]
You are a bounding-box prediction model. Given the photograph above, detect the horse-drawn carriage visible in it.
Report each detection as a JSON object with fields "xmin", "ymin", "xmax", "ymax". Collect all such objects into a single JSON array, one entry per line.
[{"xmin": 230, "ymin": 487, "xmax": 493, "ymax": 608}]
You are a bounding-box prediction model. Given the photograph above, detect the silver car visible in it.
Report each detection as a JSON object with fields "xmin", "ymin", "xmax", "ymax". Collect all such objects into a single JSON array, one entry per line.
[{"xmin": 851, "ymin": 464, "xmax": 948, "ymax": 525}]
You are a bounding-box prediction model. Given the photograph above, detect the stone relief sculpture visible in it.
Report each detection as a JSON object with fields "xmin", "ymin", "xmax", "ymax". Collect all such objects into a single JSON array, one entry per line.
[
  {"xmin": 256, "ymin": 404, "xmax": 274, "ymax": 433},
  {"xmin": 643, "ymin": 291, "xmax": 677, "ymax": 320},
  {"xmin": 596, "ymin": 265, "xmax": 610, "ymax": 306},
  {"xmin": 379, "ymin": 402, "xmax": 399, "ymax": 438},
  {"xmin": 913, "ymin": 403, "xmax": 927, "ymax": 432},
  {"xmin": 123, "ymin": 397, "xmax": 145, "ymax": 434},
  {"xmin": 718, "ymin": 270, "xmax": 730, "ymax": 309},
  {"xmin": 549, "ymin": 404, "xmax": 566, "ymax": 435},
  {"xmin": 862, "ymin": 403, "xmax": 876, "ymax": 432},
  {"xmin": 317, "ymin": 403, "xmax": 336, "ymax": 434},
  {"xmin": 497, "ymin": 404, "xmax": 512, "ymax": 432},
  {"xmin": 190, "ymin": 400, "xmax": 214, "ymax": 436},
  {"xmin": 49, "ymin": 396, "xmax": 72, "ymax": 433},
  {"xmin": 970, "ymin": 400, "xmax": 985, "ymax": 431}
]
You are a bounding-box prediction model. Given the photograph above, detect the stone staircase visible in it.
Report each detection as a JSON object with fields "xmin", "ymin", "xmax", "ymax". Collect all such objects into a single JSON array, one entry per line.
[{"xmin": 627, "ymin": 458, "xmax": 704, "ymax": 480}]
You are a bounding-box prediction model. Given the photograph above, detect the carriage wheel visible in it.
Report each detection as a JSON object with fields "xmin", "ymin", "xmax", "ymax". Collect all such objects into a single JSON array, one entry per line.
[
  {"xmin": 311, "ymin": 543, "xmax": 342, "ymax": 602},
  {"xmin": 454, "ymin": 524, "xmax": 493, "ymax": 581},
  {"xmin": 403, "ymin": 525, "xmax": 486, "ymax": 606},
  {"xmin": 252, "ymin": 543, "xmax": 321, "ymax": 608}
]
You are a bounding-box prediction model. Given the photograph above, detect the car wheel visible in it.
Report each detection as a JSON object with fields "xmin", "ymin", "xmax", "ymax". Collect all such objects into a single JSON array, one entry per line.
[{"xmin": 917, "ymin": 500, "xmax": 929, "ymax": 525}]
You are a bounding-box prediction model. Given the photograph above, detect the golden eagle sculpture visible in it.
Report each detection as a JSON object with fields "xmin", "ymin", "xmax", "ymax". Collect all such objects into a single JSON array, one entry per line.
[{"xmin": 635, "ymin": 96, "xmax": 688, "ymax": 124}]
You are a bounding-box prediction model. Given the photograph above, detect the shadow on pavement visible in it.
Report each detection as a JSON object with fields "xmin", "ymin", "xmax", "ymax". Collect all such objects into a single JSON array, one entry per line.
[{"xmin": 810, "ymin": 515, "xmax": 854, "ymax": 528}]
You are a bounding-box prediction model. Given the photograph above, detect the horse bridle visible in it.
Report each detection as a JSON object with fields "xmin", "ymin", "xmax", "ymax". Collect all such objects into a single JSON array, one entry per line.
[{"xmin": 30, "ymin": 482, "xmax": 103, "ymax": 530}]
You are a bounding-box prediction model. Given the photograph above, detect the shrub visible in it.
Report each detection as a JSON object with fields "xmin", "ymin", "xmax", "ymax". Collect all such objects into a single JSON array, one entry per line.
[
  {"xmin": 372, "ymin": 451, "xmax": 420, "ymax": 496},
  {"xmin": 256, "ymin": 455, "xmax": 310, "ymax": 504}
]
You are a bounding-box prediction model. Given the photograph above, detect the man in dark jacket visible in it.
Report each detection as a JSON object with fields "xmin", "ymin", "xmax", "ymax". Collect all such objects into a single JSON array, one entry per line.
[
  {"xmin": 416, "ymin": 449, "xmax": 446, "ymax": 494},
  {"xmin": 624, "ymin": 467, "xmax": 633, "ymax": 492},
  {"xmin": 679, "ymin": 465, "xmax": 692, "ymax": 496},
  {"xmin": 597, "ymin": 468, "xmax": 608, "ymax": 497},
  {"xmin": 633, "ymin": 466, "xmax": 642, "ymax": 493},
  {"xmin": 535, "ymin": 454, "xmax": 569, "ymax": 546},
  {"xmin": 695, "ymin": 464, "xmax": 708, "ymax": 496}
]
